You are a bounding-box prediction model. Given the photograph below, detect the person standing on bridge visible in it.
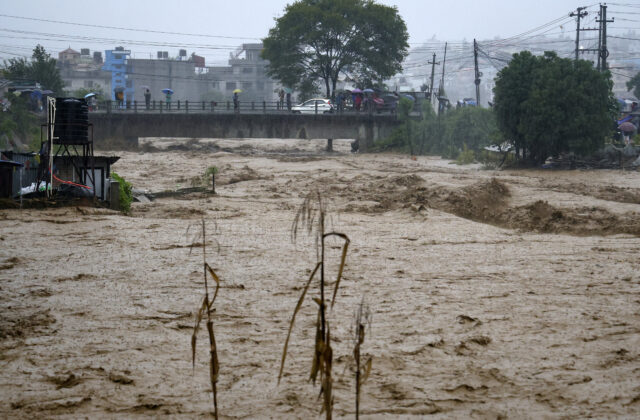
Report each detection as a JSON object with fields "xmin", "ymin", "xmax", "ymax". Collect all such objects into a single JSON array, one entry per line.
[
  {"xmin": 165, "ymin": 91, "xmax": 172, "ymax": 110},
  {"xmin": 278, "ymin": 89, "xmax": 284, "ymax": 110},
  {"xmin": 286, "ymin": 91, "xmax": 291, "ymax": 112},
  {"xmin": 144, "ymin": 89, "xmax": 151, "ymax": 110},
  {"xmin": 233, "ymin": 91, "xmax": 239, "ymax": 113},
  {"xmin": 336, "ymin": 92, "xmax": 344, "ymax": 114}
]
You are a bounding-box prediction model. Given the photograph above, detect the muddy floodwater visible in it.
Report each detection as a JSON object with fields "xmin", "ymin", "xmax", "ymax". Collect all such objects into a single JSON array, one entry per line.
[{"xmin": 1, "ymin": 138, "xmax": 640, "ymax": 419}]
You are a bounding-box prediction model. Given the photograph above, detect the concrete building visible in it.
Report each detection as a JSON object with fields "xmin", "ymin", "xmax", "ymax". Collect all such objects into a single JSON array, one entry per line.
[
  {"xmin": 56, "ymin": 43, "xmax": 277, "ymax": 105},
  {"xmin": 126, "ymin": 43, "xmax": 276, "ymax": 104},
  {"xmin": 103, "ymin": 47, "xmax": 133, "ymax": 102},
  {"xmin": 58, "ymin": 47, "xmax": 80, "ymax": 64},
  {"xmin": 58, "ymin": 48, "xmax": 111, "ymax": 95}
]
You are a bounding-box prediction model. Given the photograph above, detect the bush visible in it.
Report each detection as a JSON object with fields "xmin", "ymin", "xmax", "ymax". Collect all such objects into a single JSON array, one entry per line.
[
  {"xmin": 111, "ymin": 172, "xmax": 132, "ymax": 213},
  {"xmin": 455, "ymin": 144, "xmax": 475, "ymax": 165},
  {"xmin": 189, "ymin": 166, "xmax": 219, "ymax": 187}
]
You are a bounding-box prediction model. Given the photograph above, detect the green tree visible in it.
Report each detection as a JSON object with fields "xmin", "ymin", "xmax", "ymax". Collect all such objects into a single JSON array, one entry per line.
[
  {"xmin": 440, "ymin": 107, "xmax": 499, "ymax": 159},
  {"xmin": 493, "ymin": 51, "xmax": 615, "ymax": 164},
  {"xmin": 3, "ymin": 45, "xmax": 65, "ymax": 95},
  {"xmin": 0, "ymin": 95, "xmax": 39, "ymax": 150},
  {"xmin": 626, "ymin": 71, "xmax": 640, "ymax": 99},
  {"xmin": 262, "ymin": 0, "xmax": 409, "ymax": 99}
]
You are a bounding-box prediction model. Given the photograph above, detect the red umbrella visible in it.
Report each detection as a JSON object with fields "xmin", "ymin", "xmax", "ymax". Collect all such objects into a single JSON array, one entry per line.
[{"xmin": 618, "ymin": 121, "xmax": 636, "ymax": 132}]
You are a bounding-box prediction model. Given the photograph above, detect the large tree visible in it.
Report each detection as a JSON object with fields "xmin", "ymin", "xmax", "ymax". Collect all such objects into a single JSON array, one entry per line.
[
  {"xmin": 626, "ymin": 71, "xmax": 640, "ymax": 99},
  {"xmin": 3, "ymin": 45, "xmax": 65, "ymax": 95},
  {"xmin": 493, "ymin": 51, "xmax": 615, "ymax": 163},
  {"xmin": 261, "ymin": 0, "xmax": 409, "ymax": 99}
]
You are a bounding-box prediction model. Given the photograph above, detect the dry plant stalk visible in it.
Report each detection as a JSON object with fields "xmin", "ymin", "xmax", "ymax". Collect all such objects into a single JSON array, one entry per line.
[
  {"xmin": 191, "ymin": 219, "xmax": 221, "ymax": 419},
  {"xmin": 353, "ymin": 298, "xmax": 372, "ymax": 420},
  {"xmin": 279, "ymin": 191, "xmax": 350, "ymax": 420}
]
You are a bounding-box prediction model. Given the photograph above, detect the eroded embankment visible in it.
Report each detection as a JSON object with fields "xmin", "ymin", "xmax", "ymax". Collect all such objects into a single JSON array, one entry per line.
[{"xmin": 341, "ymin": 175, "xmax": 640, "ymax": 236}]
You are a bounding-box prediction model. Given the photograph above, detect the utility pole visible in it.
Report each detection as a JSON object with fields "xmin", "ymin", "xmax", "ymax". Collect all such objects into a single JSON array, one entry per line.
[
  {"xmin": 570, "ymin": 6, "xmax": 588, "ymax": 60},
  {"xmin": 438, "ymin": 42, "xmax": 447, "ymax": 115},
  {"xmin": 428, "ymin": 53, "xmax": 439, "ymax": 103},
  {"xmin": 597, "ymin": 4, "xmax": 614, "ymax": 71},
  {"xmin": 473, "ymin": 39, "xmax": 481, "ymax": 107},
  {"xmin": 597, "ymin": 5, "xmax": 603, "ymax": 70}
]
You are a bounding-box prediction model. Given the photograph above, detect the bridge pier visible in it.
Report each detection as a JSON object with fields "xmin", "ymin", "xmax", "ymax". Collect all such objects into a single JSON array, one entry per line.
[{"xmin": 326, "ymin": 138, "xmax": 333, "ymax": 152}]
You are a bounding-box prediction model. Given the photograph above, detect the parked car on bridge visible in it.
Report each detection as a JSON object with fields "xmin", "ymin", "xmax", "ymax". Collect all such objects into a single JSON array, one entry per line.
[{"xmin": 291, "ymin": 98, "xmax": 333, "ymax": 114}]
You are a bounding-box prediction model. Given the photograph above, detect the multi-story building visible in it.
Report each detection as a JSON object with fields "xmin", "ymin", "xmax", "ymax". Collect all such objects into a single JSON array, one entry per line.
[
  {"xmin": 58, "ymin": 48, "xmax": 111, "ymax": 95},
  {"xmin": 126, "ymin": 43, "xmax": 276, "ymax": 104},
  {"xmin": 57, "ymin": 44, "xmax": 277, "ymax": 104},
  {"xmin": 103, "ymin": 47, "xmax": 133, "ymax": 102}
]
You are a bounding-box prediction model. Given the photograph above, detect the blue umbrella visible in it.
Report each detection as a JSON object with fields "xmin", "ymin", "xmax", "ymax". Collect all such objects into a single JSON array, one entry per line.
[
  {"xmin": 162, "ymin": 88, "xmax": 174, "ymax": 94},
  {"xmin": 363, "ymin": 88, "xmax": 375, "ymax": 93},
  {"xmin": 402, "ymin": 94, "xmax": 415, "ymax": 101},
  {"xmin": 84, "ymin": 92, "xmax": 97, "ymax": 99},
  {"xmin": 30, "ymin": 90, "xmax": 42, "ymax": 100}
]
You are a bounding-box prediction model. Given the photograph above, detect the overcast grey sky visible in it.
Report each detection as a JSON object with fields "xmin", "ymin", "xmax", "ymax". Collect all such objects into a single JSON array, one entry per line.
[{"xmin": 1, "ymin": 1, "xmax": 637, "ymax": 64}]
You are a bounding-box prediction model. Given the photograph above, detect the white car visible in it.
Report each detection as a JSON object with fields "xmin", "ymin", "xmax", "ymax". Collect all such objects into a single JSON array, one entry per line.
[{"xmin": 291, "ymin": 98, "xmax": 333, "ymax": 114}]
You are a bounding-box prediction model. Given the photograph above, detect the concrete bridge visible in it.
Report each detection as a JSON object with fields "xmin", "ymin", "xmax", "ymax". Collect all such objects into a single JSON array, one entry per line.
[{"xmin": 88, "ymin": 112, "xmax": 400, "ymax": 151}]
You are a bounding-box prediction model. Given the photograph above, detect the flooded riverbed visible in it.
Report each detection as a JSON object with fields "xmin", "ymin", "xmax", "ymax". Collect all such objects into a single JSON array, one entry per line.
[{"xmin": 1, "ymin": 138, "xmax": 639, "ymax": 418}]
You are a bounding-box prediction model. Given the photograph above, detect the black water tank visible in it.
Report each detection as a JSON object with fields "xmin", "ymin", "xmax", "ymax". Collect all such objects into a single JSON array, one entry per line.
[{"xmin": 53, "ymin": 98, "xmax": 89, "ymax": 145}]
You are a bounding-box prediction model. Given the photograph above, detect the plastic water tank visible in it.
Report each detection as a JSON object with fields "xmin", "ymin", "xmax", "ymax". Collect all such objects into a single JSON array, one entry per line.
[{"xmin": 53, "ymin": 98, "xmax": 89, "ymax": 145}]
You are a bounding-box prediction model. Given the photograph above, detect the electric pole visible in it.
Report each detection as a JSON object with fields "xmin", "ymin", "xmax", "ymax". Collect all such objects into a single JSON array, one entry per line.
[
  {"xmin": 597, "ymin": 4, "xmax": 614, "ymax": 71},
  {"xmin": 570, "ymin": 6, "xmax": 588, "ymax": 60},
  {"xmin": 438, "ymin": 42, "xmax": 447, "ymax": 115},
  {"xmin": 474, "ymin": 39, "xmax": 481, "ymax": 107},
  {"xmin": 428, "ymin": 53, "xmax": 439, "ymax": 103}
]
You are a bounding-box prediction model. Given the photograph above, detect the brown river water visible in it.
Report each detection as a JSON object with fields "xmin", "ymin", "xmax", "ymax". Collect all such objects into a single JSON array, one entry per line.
[{"xmin": 1, "ymin": 137, "xmax": 639, "ymax": 418}]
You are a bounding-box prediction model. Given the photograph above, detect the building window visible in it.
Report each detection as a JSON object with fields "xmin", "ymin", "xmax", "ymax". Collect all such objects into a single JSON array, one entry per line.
[
  {"xmin": 126, "ymin": 80, "xmax": 133, "ymax": 88},
  {"xmin": 83, "ymin": 80, "xmax": 94, "ymax": 88},
  {"xmin": 226, "ymin": 82, "xmax": 237, "ymax": 90},
  {"xmin": 242, "ymin": 81, "xmax": 253, "ymax": 89},
  {"xmin": 256, "ymin": 81, "xmax": 264, "ymax": 91},
  {"xmin": 211, "ymin": 81, "xmax": 220, "ymax": 89},
  {"xmin": 242, "ymin": 67, "xmax": 253, "ymax": 74}
]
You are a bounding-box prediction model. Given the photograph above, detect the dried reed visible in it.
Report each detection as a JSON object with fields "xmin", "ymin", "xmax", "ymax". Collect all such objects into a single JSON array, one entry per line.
[
  {"xmin": 191, "ymin": 219, "xmax": 221, "ymax": 419},
  {"xmin": 279, "ymin": 191, "xmax": 350, "ymax": 420},
  {"xmin": 353, "ymin": 298, "xmax": 372, "ymax": 420}
]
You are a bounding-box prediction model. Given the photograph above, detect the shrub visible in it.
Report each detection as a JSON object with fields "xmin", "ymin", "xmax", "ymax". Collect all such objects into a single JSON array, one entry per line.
[
  {"xmin": 455, "ymin": 144, "xmax": 475, "ymax": 165},
  {"xmin": 111, "ymin": 172, "xmax": 132, "ymax": 212}
]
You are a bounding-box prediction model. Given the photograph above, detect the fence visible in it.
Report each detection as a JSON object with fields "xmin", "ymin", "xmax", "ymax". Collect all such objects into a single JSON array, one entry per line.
[{"xmin": 89, "ymin": 99, "xmax": 399, "ymax": 116}]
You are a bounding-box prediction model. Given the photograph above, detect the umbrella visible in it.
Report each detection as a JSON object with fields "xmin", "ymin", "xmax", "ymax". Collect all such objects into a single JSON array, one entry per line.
[
  {"xmin": 162, "ymin": 88, "xmax": 174, "ymax": 94},
  {"xmin": 351, "ymin": 88, "xmax": 363, "ymax": 93},
  {"xmin": 402, "ymin": 94, "xmax": 415, "ymax": 101},
  {"xmin": 618, "ymin": 121, "xmax": 636, "ymax": 132},
  {"xmin": 30, "ymin": 90, "xmax": 43, "ymax": 100},
  {"xmin": 41, "ymin": 90, "xmax": 53, "ymax": 95},
  {"xmin": 283, "ymin": 87, "xmax": 293, "ymax": 94},
  {"xmin": 140, "ymin": 85, "xmax": 150, "ymax": 90},
  {"xmin": 363, "ymin": 88, "xmax": 375, "ymax": 93},
  {"xmin": 373, "ymin": 97, "xmax": 384, "ymax": 105},
  {"xmin": 233, "ymin": 89, "xmax": 242, "ymax": 94},
  {"xmin": 84, "ymin": 92, "xmax": 97, "ymax": 99}
]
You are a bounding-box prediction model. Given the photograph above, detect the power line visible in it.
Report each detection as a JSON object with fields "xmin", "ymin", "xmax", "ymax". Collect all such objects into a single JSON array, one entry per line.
[{"xmin": 0, "ymin": 14, "xmax": 261, "ymax": 41}]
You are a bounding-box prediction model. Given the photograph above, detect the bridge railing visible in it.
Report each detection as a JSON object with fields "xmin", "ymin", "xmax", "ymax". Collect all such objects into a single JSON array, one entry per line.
[{"xmin": 88, "ymin": 100, "xmax": 398, "ymax": 116}]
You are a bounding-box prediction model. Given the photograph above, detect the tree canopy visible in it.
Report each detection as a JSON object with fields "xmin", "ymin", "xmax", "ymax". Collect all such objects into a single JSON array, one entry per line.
[
  {"xmin": 261, "ymin": 0, "xmax": 409, "ymax": 99},
  {"xmin": 2, "ymin": 45, "xmax": 65, "ymax": 95},
  {"xmin": 626, "ymin": 71, "xmax": 640, "ymax": 99},
  {"xmin": 493, "ymin": 51, "xmax": 615, "ymax": 163}
]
